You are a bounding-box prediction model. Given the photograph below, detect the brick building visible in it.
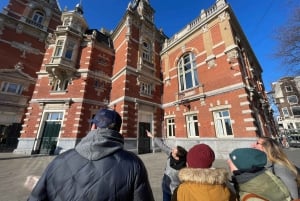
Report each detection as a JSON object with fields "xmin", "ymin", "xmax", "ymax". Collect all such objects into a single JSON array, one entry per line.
[
  {"xmin": 0, "ymin": 0, "xmax": 61, "ymax": 149},
  {"xmin": 2, "ymin": 0, "xmax": 275, "ymax": 158},
  {"xmin": 271, "ymin": 76, "xmax": 300, "ymax": 131}
]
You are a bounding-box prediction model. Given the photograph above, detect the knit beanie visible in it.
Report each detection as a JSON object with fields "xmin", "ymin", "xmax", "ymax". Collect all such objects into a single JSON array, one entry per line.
[
  {"xmin": 229, "ymin": 148, "xmax": 267, "ymax": 170},
  {"xmin": 187, "ymin": 144, "xmax": 215, "ymax": 168}
]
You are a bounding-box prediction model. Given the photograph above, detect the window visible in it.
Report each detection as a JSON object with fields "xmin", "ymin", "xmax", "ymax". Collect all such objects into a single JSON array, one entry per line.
[
  {"xmin": 140, "ymin": 82, "xmax": 152, "ymax": 96},
  {"xmin": 178, "ymin": 53, "xmax": 199, "ymax": 91},
  {"xmin": 287, "ymin": 95, "xmax": 298, "ymax": 105},
  {"xmin": 285, "ymin": 86, "xmax": 293, "ymax": 92},
  {"xmin": 166, "ymin": 118, "xmax": 175, "ymax": 137},
  {"xmin": 213, "ymin": 110, "xmax": 233, "ymax": 137},
  {"xmin": 52, "ymin": 79, "xmax": 69, "ymax": 91},
  {"xmin": 54, "ymin": 40, "xmax": 64, "ymax": 57},
  {"xmin": 64, "ymin": 42, "xmax": 75, "ymax": 59},
  {"xmin": 142, "ymin": 41, "xmax": 151, "ymax": 62},
  {"xmin": 291, "ymin": 106, "xmax": 300, "ymax": 116},
  {"xmin": 94, "ymin": 80, "xmax": 105, "ymax": 89},
  {"xmin": 32, "ymin": 11, "xmax": 44, "ymax": 24},
  {"xmin": 282, "ymin": 107, "xmax": 289, "ymax": 117},
  {"xmin": 46, "ymin": 112, "xmax": 63, "ymax": 121},
  {"xmin": 63, "ymin": 18, "xmax": 71, "ymax": 26},
  {"xmin": 186, "ymin": 114, "xmax": 199, "ymax": 137},
  {"xmin": 1, "ymin": 82, "xmax": 23, "ymax": 94}
]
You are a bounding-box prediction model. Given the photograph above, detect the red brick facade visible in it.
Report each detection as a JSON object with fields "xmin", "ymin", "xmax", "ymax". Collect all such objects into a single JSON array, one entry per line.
[
  {"xmin": 0, "ymin": 0, "xmax": 276, "ymax": 157},
  {"xmin": 0, "ymin": 0, "xmax": 61, "ymax": 148}
]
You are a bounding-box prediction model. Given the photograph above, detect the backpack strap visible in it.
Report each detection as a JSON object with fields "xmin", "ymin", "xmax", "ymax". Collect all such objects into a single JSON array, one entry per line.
[{"xmin": 241, "ymin": 193, "xmax": 268, "ymax": 201}]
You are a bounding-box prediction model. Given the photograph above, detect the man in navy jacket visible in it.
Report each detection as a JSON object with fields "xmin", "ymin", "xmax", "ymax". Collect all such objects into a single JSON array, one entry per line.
[{"xmin": 28, "ymin": 108, "xmax": 154, "ymax": 201}]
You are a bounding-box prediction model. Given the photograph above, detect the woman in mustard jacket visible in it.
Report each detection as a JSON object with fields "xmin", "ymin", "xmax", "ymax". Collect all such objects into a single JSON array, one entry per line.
[{"xmin": 171, "ymin": 144, "xmax": 236, "ymax": 201}]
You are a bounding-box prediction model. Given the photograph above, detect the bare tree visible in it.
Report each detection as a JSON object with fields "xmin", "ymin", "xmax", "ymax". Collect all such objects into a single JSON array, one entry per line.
[{"xmin": 273, "ymin": 6, "xmax": 300, "ymax": 75}]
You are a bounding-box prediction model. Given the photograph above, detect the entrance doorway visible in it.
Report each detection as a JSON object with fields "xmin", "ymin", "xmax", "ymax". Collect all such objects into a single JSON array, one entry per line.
[
  {"xmin": 38, "ymin": 112, "xmax": 63, "ymax": 155},
  {"xmin": 138, "ymin": 122, "xmax": 150, "ymax": 154}
]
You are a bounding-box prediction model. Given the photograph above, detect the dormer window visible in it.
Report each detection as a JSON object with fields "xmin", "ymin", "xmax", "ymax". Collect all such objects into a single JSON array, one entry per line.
[
  {"xmin": 63, "ymin": 18, "xmax": 71, "ymax": 26},
  {"xmin": 32, "ymin": 11, "xmax": 44, "ymax": 25}
]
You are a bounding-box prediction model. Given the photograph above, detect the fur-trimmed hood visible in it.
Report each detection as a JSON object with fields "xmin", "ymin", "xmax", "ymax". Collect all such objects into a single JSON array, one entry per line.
[{"xmin": 178, "ymin": 168, "xmax": 229, "ymax": 185}]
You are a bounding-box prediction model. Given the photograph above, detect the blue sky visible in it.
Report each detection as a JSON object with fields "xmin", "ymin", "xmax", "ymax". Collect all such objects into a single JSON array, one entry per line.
[{"xmin": 0, "ymin": 0, "xmax": 298, "ymax": 91}]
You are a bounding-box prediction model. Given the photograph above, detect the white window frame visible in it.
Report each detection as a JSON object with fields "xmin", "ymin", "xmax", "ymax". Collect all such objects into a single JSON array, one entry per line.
[
  {"xmin": 285, "ymin": 85, "xmax": 293, "ymax": 92},
  {"xmin": 54, "ymin": 40, "xmax": 64, "ymax": 57},
  {"xmin": 140, "ymin": 82, "xmax": 152, "ymax": 96},
  {"xmin": 1, "ymin": 81, "xmax": 23, "ymax": 95},
  {"xmin": 287, "ymin": 95, "xmax": 298, "ymax": 105},
  {"xmin": 64, "ymin": 41, "xmax": 75, "ymax": 60},
  {"xmin": 166, "ymin": 118, "xmax": 175, "ymax": 138},
  {"xmin": 142, "ymin": 41, "xmax": 152, "ymax": 62},
  {"xmin": 295, "ymin": 122, "xmax": 300, "ymax": 129},
  {"xmin": 32, "ymin": 11, "xmax": 44, "ymax": 24},
  {"xmin": 291, "ymin": 106, "xmax": 300, "ymax": 117},
  {"xmin": 186, "ymin": 114, "xmax": 199, "ymax": 137},
  {"xmin": 178, "ymin": 52, "xmax": 199, "ymax": 91},
  {"xmin": 213, "ymin": 109, "xmax": 233, "ymax": 138},
  {"xmin": 52, "ymin": 79, "xmax": 69, "ymax": 92},
  {"xmin": 282, "ymin": 107, "xmax": 289, "ymax": 117}
]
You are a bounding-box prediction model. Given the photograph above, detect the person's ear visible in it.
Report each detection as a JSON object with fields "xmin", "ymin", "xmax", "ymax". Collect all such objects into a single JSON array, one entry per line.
[{"xmin": 227, "ymin": 159, "xmax": 237, "ymax": 172}]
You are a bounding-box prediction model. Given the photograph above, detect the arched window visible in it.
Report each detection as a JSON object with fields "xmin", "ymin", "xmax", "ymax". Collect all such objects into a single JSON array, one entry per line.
[
  {"xmin": 178, "ymin": 52, "xmax": 199, "ymax": 91},
  {"xmin": 32, "ymin": 11, "xmax": 44, "ymax": 24}
]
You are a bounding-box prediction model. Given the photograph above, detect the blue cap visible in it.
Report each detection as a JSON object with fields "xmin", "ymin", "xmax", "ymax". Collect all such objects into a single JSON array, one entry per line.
[{"xmin": 90, "ymin": 109, "xmax": 122, "ymax": 131}]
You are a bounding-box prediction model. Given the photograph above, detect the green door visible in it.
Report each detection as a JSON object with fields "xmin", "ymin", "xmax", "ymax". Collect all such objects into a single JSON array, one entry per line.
[
  {"xmin": 39, "ymin": 122, "xmax": 61, "ymax": 154},
  {"xmin": 38, "ymin": 112, "xmax": 63, "ymax": 155},
  {"xmin": 138, "ymin": 122, "xmax": 150, "ymax": 154}
]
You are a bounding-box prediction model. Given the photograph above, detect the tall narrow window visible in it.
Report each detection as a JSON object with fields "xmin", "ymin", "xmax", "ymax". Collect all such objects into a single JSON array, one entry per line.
[
  {"xmin": 282, "ymin": 107, "xmax": 289, "ymax": 117},
  {"xmin": 32, "ymin": 11, "xmax": 44, "ymax": 24},
  {"xmin": 52, "ymin": 79, "xmax": 69, "ymax": 91},
  {"xmin": 213, "ymin": 110, "xmax": 233, "ymax": 137},
  {"xmin": 142, "ymin": 41, "xmax": 151, "ymax": 62},
  {"xmin": 166, "ymin": 118, "xmax": 175, "ymax": 137},
  {"xmin": 65, "ymin": 42, "xmax": 75, "ymax": 59},
  {"xmin": 54, "ymin": 40, "xmax": 64, "ymax": 57},
  {"xmin": 186, "ymin": 114, "xmax": 199, "ymax": 137},
  {"xmin": 140, "ymin": 82, "xmax": 152, "ymax": 96},
  {"xmin": 178, "ymin": 53, "xmax": 199, "ymax": 91}
]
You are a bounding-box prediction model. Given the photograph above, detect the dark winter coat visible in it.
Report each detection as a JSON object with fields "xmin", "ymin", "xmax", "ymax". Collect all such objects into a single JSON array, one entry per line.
[
  {"xmin": 28, "ymin": 128, "xmax": 154, "ymax": 201},
  {"xmin": 232, "ymin": 169, "xmax": 291, "ymax": 201}
]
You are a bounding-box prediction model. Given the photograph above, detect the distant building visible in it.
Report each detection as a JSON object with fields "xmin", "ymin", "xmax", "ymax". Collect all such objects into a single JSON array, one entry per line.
[
  {"xmin": 0, "ymin": 0, "xmax": 276, "ymax": 158},
  {"xmin": 271, "ymin": 76, "xmax": 300, "ymax": 131}
]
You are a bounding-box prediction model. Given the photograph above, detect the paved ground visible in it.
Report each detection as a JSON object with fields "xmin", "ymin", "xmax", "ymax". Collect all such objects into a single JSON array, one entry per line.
[{"xmin": 0, "ymin": 148, "xmax": 299, "ymax": 201}]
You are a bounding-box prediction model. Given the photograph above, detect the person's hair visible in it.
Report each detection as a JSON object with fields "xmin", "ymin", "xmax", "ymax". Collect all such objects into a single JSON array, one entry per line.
[
  {"xmin": 259, "ymin": 136, "xmax": 300, "ymax": 185},
  {"xmin": 176, "ymin": 146, "xmax": 187, "ymax": 159}
]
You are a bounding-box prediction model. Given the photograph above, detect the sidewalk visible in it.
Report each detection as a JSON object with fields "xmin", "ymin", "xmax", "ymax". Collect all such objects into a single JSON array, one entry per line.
[
  {"xmin": 0, "ymin": 148, "xmax": 299, "ymax": 201},
  {"xmin": 0, "ymin": 152, "xmax": 227, "ymax": 201}
]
